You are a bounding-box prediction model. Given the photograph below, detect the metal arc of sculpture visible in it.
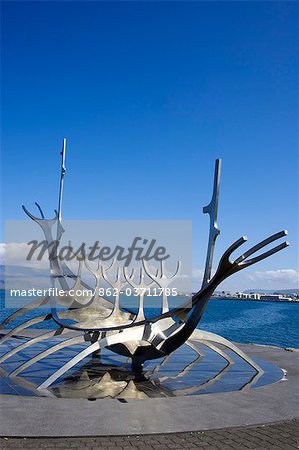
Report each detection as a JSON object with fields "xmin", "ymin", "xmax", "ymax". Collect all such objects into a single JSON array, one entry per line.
[{"xmin": 0, "ymin": 139, "xmax": 289, "ymax": 393}]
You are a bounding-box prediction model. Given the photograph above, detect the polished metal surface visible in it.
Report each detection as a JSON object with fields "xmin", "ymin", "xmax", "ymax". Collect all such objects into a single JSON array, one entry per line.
[
  {"xmin": 202, "ymin": 158, "xmax": 221, "ymax": 289},
  {"xmin": 0, "ymin": 336, "xmax": 283, "ymax": 399},
  {"xmin": 0, "ymin": 139, "xmax": 289, "ymax": 391},
  {"xmin": 143, "ymin": 259, "xmax": 181, "ymax": 313}
]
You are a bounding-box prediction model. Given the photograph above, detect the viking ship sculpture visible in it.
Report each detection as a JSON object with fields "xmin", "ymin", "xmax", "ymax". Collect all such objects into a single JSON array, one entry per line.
[{"xmin": 0, "ymin": 139, "xmax": 289, "ymax": 394}]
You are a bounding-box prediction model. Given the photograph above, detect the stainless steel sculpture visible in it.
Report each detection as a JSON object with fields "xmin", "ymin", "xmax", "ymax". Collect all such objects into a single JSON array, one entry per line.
[{"xmin": 0, "ymin": 139, "xmax": 289, "ymax": 393}]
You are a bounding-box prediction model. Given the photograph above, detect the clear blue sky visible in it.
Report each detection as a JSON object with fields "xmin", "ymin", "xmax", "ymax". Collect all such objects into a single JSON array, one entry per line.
[{"xmin": 1, "ymin": 1, "xmax": 298, "ymax": 289}]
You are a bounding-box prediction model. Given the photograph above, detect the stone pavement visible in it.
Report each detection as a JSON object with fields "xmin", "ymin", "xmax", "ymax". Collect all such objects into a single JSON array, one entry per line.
[
  {"xmin": 2, "ymin": 344, "xmax": 298, "ymax": 438},
  {"xmin": 1, "ymin": 420, "xmax": 298, "ymax": 449}
]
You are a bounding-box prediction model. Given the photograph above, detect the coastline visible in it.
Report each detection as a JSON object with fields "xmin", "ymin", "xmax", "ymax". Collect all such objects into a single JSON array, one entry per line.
[
  {"xmin": 211, "ymin": 296, "xmax": 299, "ymax": 304},
  {"xmin": 1, "ymin": 288, "xmax": 298, "ymax": 303}
]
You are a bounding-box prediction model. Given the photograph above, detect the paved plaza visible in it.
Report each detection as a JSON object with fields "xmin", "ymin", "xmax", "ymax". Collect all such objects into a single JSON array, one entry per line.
[
  {"xmin": 1, "ymin": 338, "xmax": 298, "ymax": 449},
  {"xmin": 1, "ymin": 343, "xmax": 298, "ymax": 437},
  {"xmin": 1, "ymin": 420, "xmax": 298, "ymax": 449}
]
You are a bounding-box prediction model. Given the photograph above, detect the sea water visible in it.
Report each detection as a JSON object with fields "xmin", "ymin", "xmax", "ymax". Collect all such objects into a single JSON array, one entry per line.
[{"xmin": 0, "ymin": 291, "xmax": 298, "ymax": 348}]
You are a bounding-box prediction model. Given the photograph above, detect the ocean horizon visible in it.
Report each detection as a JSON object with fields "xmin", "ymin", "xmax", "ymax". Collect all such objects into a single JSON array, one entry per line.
[{"xmin": 1, "ymin": 291, "xmax": 298, "ymax": 349}]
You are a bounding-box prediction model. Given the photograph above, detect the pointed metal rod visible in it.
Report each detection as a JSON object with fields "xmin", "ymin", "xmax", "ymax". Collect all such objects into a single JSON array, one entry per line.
[
  {"xmin": 58, "ymin": 138, "xmax": 66, "ymax": 222},
  {"xmin": 56, "ymin": 138, "xmax": 67, "ymax": 241},
  {"xmin": 202, "ymin": 159, "xmax": 222, "ymax": 288}
]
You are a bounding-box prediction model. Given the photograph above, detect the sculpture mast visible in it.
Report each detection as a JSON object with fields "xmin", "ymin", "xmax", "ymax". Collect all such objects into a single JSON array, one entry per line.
[
  {"xmin": 57, "ymin": 138, "xmax": 66, "ymax": 241},
  {"xmin": 201, "ymin": 159, "xmax": 222, "ymax": 288}
]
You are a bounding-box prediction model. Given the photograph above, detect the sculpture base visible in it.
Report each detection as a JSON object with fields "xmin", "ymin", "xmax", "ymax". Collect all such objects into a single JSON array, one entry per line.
[{"xmin": 0, "ymin": 334, "xmax": 283, "ymax": 399}]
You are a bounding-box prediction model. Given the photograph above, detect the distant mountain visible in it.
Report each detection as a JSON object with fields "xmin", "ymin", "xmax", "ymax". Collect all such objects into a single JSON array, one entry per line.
[
  {"xmin": 273, "ymin": 289, "xmax": 299, "ymax": 295},
  {"xmin": 0, "ymin": 265, "xmax": 298, "ymax": 295},
  {"xmin": 0, "ymin": 264, "xmax": 94, "ymax": 290},
  {"xmin": 0, "ymin": 264, "xmax": 51, "ymax": 290}
]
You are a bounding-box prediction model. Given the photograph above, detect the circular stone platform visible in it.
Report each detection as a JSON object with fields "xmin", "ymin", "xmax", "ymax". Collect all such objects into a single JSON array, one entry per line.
[
  {"xmin": 0, "ymin": 335, "xmax": 298, "ymax": 437},
  {"xmin": 0, "ymin": 335, "xmax": 283, "ymax": 399}
]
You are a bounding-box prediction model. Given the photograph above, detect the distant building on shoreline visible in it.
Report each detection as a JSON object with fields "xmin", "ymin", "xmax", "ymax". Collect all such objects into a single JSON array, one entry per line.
[
  {"xmin": 237, "ymin": 292, "xmax": 261, "ymax": 300},
  {"xmin": 211, "ymin": 290, "xmax": 298, "ymax": 302}
]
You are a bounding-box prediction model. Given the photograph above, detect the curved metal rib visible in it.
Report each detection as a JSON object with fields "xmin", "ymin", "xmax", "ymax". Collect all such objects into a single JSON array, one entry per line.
[
  {"xmin": 0, "ymin": 296, "xmax": 50, "ymax": 330},
  {"xmin": 200, "ymin": 339, "xmax": 233, "ymax": 365},
  {"xmin": 0, "ymin": 314, "xmax": 53, "ymax": 345},
  {"xmin": 157, "ymin": 343, "xmax": 203, "ymax": 382},
  {"xmin": 172, "ymin": 359, "xmax": 231, "ymax": 396},
  {"xmin": 38, "ymin": 326, "xmax": 145, "ymax": 389},
  {"xmin": 193, "ymin": 329, "xmax": 263, "ymax": 374},
  {"xmin": 0, "ymin": 327, "xmax": 65, "ymax": 364},
  {"xmin": 10, "ymin": 335, "xmax": 85, "ymax": 377}
]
